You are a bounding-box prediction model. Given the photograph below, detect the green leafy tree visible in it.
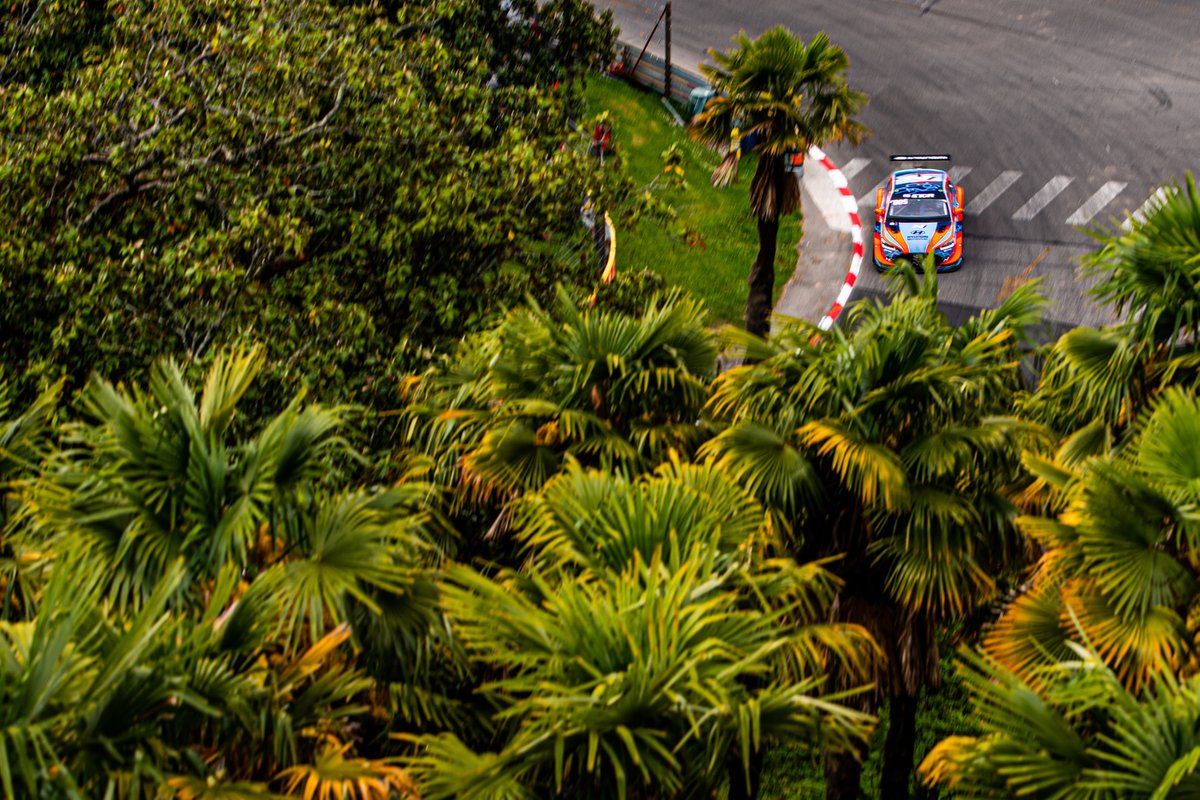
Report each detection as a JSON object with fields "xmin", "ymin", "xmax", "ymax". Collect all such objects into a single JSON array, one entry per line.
[
  {"xmin": 702, "ymin": 268, "xmax": 1044, "ymax": 798},
  {"xmin": 0, "ymin": 0, "xmax": 625, "ymax": 405},
  {"xmin": 689, "ymin": 27, "xmax": 867, "ymax": 338}
]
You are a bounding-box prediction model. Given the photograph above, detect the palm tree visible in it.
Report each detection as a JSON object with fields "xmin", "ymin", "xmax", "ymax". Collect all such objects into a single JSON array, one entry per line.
[
  {"xmin": 702, "ymin": 267, "xmax": 1045, "ymax": 798},
  {"xmin": 0, "ymin": 553, "xmax": 417, "ymax": 798},
  {"xmin": 982, "ymin": 172, "xmax": 1200, "ymax": 695},
  {"xmin": 920, "ymin": 642, "xmax": 1200, "ymax": 799},
  {"xmin": 690, "ymin": 27, "xmax": 867, "ymax": 338},
  {"xmin": 920, "ymin": 178, "xmax": 1200, "ymax": 799},
  {"xmin": 1082, "ymin": 172, "xmax": 1200, "ymax": 352},
  {"xmin": 398, "ymin": 288, "xmax": 718, "ymax": 552},
  {"xmin": 0, "ymin": 375, "xmax": 61, "ymax": 620},
  {"xmin": 403, "ymin": 461, "xmax": 876, "ymax": 799},
  {"xmin": 985, "ymin": 387, "xmax": 1200, "ymax": 694},
  {"xmin": 6, "ymin": 348, "xmax": 437, "ymax": 796}
]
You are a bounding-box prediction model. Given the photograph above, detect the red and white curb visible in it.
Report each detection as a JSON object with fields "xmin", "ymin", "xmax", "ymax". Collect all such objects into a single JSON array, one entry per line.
[{"xmin": 808, "ymin": 145, "xmax": 865, "ymax": 331}]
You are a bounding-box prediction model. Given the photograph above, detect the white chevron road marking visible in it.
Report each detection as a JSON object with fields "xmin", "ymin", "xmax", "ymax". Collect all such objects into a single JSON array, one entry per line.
[
  {"xmin": 1122, "ymin": 186, "xmax": 1176, "ymax": 230},
  {"xmin": 839, "ymin": 162, "xmax": 1136, "ymax": 226},
  {"xmin": 1013, "ymin": 175, "xmax": 1073, "ymax": 221},
  {"xmin": 839, "ymin": 158, "xmax": 871, "ymax": 181},
  {"xmin": 1066, "ymin": 181, "xmax": 1127, "ymax": 226},
  {"xmin": 967, "ymin": 170, "xmax": 1022, "ymax": 215},
  {"xmin": 857, "ymin": 179, "xmax": 888, "ymax": 207}
]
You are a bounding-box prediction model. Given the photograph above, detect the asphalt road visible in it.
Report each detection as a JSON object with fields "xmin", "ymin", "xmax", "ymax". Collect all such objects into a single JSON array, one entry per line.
[{"xmin": 596, "ymin": 0, "xmax": 1200, "ymax": 328}]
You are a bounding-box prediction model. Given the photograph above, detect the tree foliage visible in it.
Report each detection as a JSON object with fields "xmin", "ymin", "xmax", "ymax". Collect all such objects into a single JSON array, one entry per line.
[
  {"xmin": 921, "ymin": 643, "xmax": 1200, "ymax": 799},
  {"xmin": 925, "ymin": 177, "xmax": 1200, "ymax": 796},
  {"xmin": 398, "ymin": 287, "xmax": 719, "ymax": 538},
  {"xmin": 1022, "ymin": 173, "xmax": 1200, "ymax": 438},
  {"xmin": 703, "ymin": 266, "xmax": 1044, "ymax": 796},
  {"xmin": 1, "ymin": 0, "xmax": 624, "ymax": 404},
  {"xmin": 403, "ymin": 461, "xmax": 876, "ymax": 800},
  {"xmin": 1, "ymin": 348, "xmax": 442, "ymax": 797}
]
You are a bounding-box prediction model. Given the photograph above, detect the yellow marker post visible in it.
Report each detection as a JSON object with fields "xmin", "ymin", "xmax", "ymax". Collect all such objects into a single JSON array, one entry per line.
[{"xmin": 600, "ymin": 212, "xmax": 617, "ymax": 283}]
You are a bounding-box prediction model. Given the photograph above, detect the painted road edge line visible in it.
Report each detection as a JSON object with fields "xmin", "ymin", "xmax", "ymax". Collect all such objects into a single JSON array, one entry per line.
[{"xmin": 810, "ymin": 145, "xmax": 865, "ymax": 332}]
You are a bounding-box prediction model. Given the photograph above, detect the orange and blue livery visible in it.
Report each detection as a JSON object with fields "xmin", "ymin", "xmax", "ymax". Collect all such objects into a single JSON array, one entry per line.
[{"xmin": 873, "ymin": 155, "xmax": 965, "ymax": 271}]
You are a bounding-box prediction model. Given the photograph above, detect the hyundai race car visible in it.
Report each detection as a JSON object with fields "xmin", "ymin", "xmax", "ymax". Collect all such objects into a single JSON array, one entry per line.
[{"xmin": 873, "ymin": 155, "xmax": 964, "ymax": 271}]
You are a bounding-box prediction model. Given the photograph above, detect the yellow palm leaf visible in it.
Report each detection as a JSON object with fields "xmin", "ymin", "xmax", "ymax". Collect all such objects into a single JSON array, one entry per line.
[{"xmin": 277, "ymin": 743, "xmax": 417, "ymax": 800}]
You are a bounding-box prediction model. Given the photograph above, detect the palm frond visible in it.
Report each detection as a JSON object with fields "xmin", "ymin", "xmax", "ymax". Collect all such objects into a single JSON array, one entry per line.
[
  {"xmin": 797, "ymin": 420, "xmax": 909, "ymax": 511},
  {"xmin": 198, "ymin": 346, "xmax": 266, "ymax": 437},
  {"xmin": 700, "ymin": 421, "xmax": 822, "ymax": 524},
  {"xmin": 277, "ymin": 742, "xmax": 416, "ymax": 800},
  {"xmin": 1083, "ymin": 172, "xmax": 1200, "ymax": 348},
  {"xmin": 983, "ymin": 584, "xmax": 1075, "ymax": 684}
]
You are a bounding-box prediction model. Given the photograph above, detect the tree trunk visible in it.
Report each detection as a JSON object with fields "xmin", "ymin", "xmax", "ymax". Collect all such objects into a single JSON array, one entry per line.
[
  {"xmin": 745, "ymin": 214, "xmax": 779, "ymax": 338},
  {"xmin": 881, "ymin": 693, "xmax": 919, "ymax": 800},
  {"xmin": 825, "ymin": 747, "xmax": 865, "ymax": 800}
]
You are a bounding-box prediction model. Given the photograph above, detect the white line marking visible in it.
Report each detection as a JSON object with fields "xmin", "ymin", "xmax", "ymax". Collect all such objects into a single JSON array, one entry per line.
[
  {"xmin": 948, "ymin": 166, "xmax": 973, "ymax": 183},
  {"xmin": 857, "ymin": 179, "xmax": 887, "ymax": 207},
  {"xmin": 1121, "ymin": 186, "xmax": 1175, "ymax": 230},
  {"xmin": 1013, "ymin": 175, "xmax": 1073, "ymax": 221},
  {"xmin": 1065, "ymin": 181, "xmax": 1127, "ymax": 226},
  {"xmin": 839, "ymin": 158, "xmax": 871, "ymax": 181},
  {"xmin": 967, "ymin": 170, "xmax": 1022, "ymax": 215}
]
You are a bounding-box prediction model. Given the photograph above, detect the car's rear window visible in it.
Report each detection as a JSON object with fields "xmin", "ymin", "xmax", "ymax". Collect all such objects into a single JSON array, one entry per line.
[{"xmin": 888, "ymin": 198, "xmax": 950, "ymax": 220}]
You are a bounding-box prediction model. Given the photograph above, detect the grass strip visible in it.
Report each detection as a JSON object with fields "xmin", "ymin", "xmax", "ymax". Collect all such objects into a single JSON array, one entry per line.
[{"xmin": 584, "ymin": 75, "xmax": 801, "ymax": 327}]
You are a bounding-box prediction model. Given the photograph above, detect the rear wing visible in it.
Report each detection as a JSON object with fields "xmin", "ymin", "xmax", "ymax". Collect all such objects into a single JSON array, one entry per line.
[{"xmin": 890, "ymin": 154, "xmax": 951, "ymax": 162}]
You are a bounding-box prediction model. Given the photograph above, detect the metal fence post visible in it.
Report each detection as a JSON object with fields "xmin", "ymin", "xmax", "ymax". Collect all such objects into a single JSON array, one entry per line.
[{"xmin": 663, "ymin": 2, "xmax": 672, "ymax": 98}]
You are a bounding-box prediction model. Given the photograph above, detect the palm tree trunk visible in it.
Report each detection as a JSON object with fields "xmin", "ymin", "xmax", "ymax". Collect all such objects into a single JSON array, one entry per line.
[
  {"xmin": 825, "ymin": 746, "xmax": 866, "ymax": 800},
  {"xmin": 824, "ymin": 651, "xmax": 874, "ymax": 800},
  {"xmin": 881, "ymin": 693, "xmax": 919, "ymax": 799},
  {"xmin": 746, "ymin": 215, "xmax": 779, "ymax": 338}
]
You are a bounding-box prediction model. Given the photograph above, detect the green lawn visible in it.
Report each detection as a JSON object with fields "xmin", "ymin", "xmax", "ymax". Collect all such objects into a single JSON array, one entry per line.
[{"xmin": 584, "ymin": 75, "xmax": 801, "ymax": 327}]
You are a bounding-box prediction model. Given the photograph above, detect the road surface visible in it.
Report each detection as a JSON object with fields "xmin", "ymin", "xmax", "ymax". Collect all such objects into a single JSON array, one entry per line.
[{"xmin": 595, "ymin": 0, "xmax": 1200, "ymax": 328}]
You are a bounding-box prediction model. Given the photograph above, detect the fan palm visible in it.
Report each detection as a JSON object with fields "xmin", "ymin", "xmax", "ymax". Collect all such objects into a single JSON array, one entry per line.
[
  {"xmin": 24, "ymin": 347, "xmax": 420, "ymax": 624},
  {"xmin": 0, "ymin": 553, "xmax": 414, "ymax": 797},
  {"xmin": 5, "ymin": 348, "xmax": 438, "ymax": 796},
  {"xmin": 0, "ymin": 376, "xmax": 61, "ymax": 620},
  {"xmin": 399, "ymin": 288, "xmax": 718, "ymax": 544},
  {"xmin": 921, "ymin": 642, "xmax": 1200, "ymax": 799},
  {"xmin": 986, "ymin": 387, "xmax": 1200, "ymax": 694},
  {"xmin": 403, "ymin": 462, "xmax": 876, "ymax": 799},
  {"xmin": 690, "ymin": 27, "xmax": 867, "ymax": 338},
  {"xmin": 702, "ymin": 267, "xmax": 1045, "ymax": 798},
  {"xmin": 918, "ymin": 173, "xmax": 1200, "ymax": 799},
  {"xmin": 1083, "ymin": 172, "xmax": 1200, "ymax": 350}
]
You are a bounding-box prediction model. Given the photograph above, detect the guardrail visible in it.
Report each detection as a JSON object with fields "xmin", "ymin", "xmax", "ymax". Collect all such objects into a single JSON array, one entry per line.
[{"xmin": 612, "ymin": 42, "xmax": 707, "ymax": 107}]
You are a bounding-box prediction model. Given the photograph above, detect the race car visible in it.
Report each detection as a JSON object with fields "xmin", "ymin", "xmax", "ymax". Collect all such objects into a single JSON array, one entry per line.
[{"xmin": 872, "ymin": 156, "xmax": 964, "ymax": 271}]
